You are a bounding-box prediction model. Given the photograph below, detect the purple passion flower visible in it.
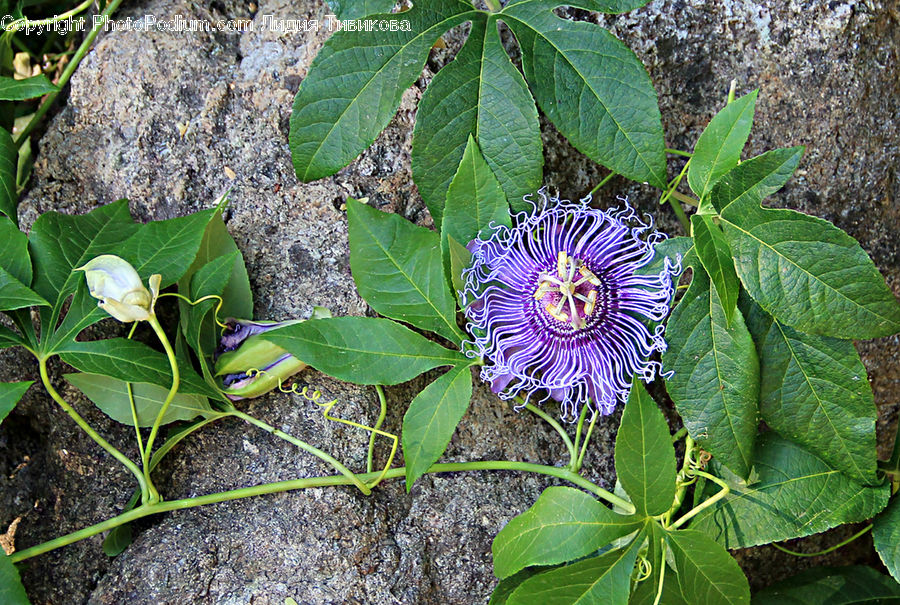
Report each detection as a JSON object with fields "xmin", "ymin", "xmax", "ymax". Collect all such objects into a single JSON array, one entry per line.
[{"xmin": 462, "ymin": 191, "xmax": 677, "ymax": 418}]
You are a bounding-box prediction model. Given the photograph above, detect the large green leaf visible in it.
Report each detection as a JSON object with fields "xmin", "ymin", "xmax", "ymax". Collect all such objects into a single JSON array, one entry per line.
[
  {"xmin": 667, "ymin": 529, "xmax": 750, "ymax": 605},
  {"xmin": 56, "ymin": 338, "xmax": 218, "ymax": 398},
  {"xmin": 0, "ymin": 325, "xmax": 25, "ymax": 349},
  {"xmin": 0, "ymin": 266, "xmax": 47, "ymax": 310},
  {"xmin": 489, "ymin": 568, "xmax": 547, "ymax": 605},
  {"xmin": 29, "ymin": 199, "xmax": 138, "ymax": 309},
  {"xmin": 691, "ymin": 214, "xmax": 739, "ymax": 326},
  {"xmin": 874, "ymin": 497, "xmax": 900, "ymax": 584},
  {"xmin": 713, "ymin": 147, "xmax": 900, "ymax": 338},
  {"xmin": 0, "ymin": 128, "xmax": 16, "ymax": 223},
  {"xmin": 614, "ymin": 380, "xmax": 676, "ymax": 517},
  {"xmin": 442, "ymin": 135, "xmax": 512, "ymax": 247},
  {"xmin": 0, "ymin": 74, "xmax": 57, "ymax": 100},
  {"xmin": 663, "ymin": 269, "xmax": 759, "ymax": 478},
  {"xmin": 0, "ymin": 381, "xmax": 32, "ymax": 425},
  {"xmin": 347, "ymin": 198, "xmax": 463, "ymax": 342},
  {"xmin": 65, "ymin": 373, "xmax": 213, "ymax": 427},
  {"xmin": 492, "ymin": 485, "xmax": 643, "ymax": 578},
  {"xmin": 119, "ymin": 209, "xmax": 217, "ymax": 288},
  {"xmin": 185, "ymin": 252, "xmax": 241, "ymax": 371},
  {"xmin": 0, "ymin": 551, "xmax": 30, "ymax": 605},
  {"xmin": 403, "ymin": 363, "xmax": 473, "ymax": 487},
  {"xmin": 290, "ymin": 0, "xmax": 477, "ymax": 181},
  {"xmin": 502, "ymin": 1, "xmax": 666, "ymax": 187},
  {"xmin": 750, "ymin": 306, "xmax": 878, "ymax": 485},
  {"xmin": 412, "ymin": 16, "xmax": 542, "ymax": 225},
  {"xmin": 507, "ymin": 533, "xmax": 643, "ymax": 605},
  {"xmin": 0, "ymin": 216, "xmax": 31, "ymax": 284},
  {"xmin": 687, "ymin": 90, "xmax": 757, "ymax": 200},
  {"xmin": 262, "ymin": 317, "xmax": 466, "ymax": 385},
  {"xmin": 690, "ymin": 432, "xmax": 890, "ymax": 548},
  {"xmin": 752, "ymin": 566, "xmax": 900, "ymax": 604}
]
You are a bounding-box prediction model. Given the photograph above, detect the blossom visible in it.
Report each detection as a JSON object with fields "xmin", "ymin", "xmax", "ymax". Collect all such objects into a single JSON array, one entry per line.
[
  {"xmin": 77, "ymin": 255, "xmax": 160, "ymax": 323},
  {"xmin": 461, "ymin": 191, "xmax": 677, "ymax": 418},
  {"xmin": 214, "ymin": 319, "xmax": 307, "ymax": 400}
]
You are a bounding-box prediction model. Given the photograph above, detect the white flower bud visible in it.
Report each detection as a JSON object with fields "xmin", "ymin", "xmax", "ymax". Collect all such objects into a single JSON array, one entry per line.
[{"xmin": 77, "ymin": 255, "xmax": 161, "ymax": 323}]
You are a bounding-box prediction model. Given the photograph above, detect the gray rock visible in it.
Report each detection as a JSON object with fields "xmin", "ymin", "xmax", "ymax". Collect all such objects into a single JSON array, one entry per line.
[{"xmin": 1, "ymin": 0, "xmax": 897, "ymax": 602}]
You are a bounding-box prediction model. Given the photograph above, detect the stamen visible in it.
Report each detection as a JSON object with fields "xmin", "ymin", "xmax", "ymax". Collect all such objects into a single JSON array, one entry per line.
[
  {"xmin": 579, "ymin": 266, "xmax": 602, "ymax": 286},
  {"xmin": 537, "ymin": 252, "xmax": 603, "ymax": 330},
  {"xmin": 557, "ymin": 251, "xmax": 567, "ymax": 278},
  {"xmin": 584, "ymin": 291, "xmax": 598, "ymax": 316}
]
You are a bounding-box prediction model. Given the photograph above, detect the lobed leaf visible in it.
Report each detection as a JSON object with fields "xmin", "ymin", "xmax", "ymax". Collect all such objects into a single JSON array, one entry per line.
[
  {"xmin": 347, "ymin": 197, "xmax": 462, "ymax": 342},
  {"xmin": 690, "ymin": 432, "xmax": 889, "ymax": 548},
  {"xmin": 65, "ymin": 373, "xmax": 213, "ymax": 427},
  {"xmin": 614, "ymin": 380, "xmax": 677, "ymax": 517},
  {"xmin": 691, "ymin": 214, "xmax": 739, "ymax": 326},
  {"xmin": 667, "ymin": 529, "xmax": 750, "ymax": 605},
  {"xmin": 402, "ymin": 363, "xmax": 474, "ymax": 487},
  {"xmin": 502, "ymin": 1, "xmax": 666, "ymax": 187},
  {"xmin": 492, "ymin": 485, "xmax": 644, "ymax": 578},
  {"xmin": 412, "ymin": 16, "xmax": 542, "ymax": 224},
  {"xmin": 663, "ymin": 269, "xmax": 759, "ymax": 478},
  {"xmin": 874, "ymin": 497, "xmax": 900, "ymax": 585},
  {"xmin": 290, "ymin": 0, "xmax": 477, "ymax": 181},
  {"xmin": 0, "ymin": 216, "xmax": 32, "ymax": 285},
  {"xmin": 0, "ymin": 552, "xmax": 29, "ymax": 605},
  {"xmin": 262, "ymin": 316, "xmax": 467, "ymax": 385},
  {"xmin": 328, "ymin": 0, "xmax": 397, "ymax": 20},
  {"xmin": 0, "ymin": 266, "xmax": 48, "ymax": 311}
]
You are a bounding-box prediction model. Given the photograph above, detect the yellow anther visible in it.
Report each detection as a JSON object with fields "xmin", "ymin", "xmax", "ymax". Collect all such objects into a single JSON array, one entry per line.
[
  {"xmin": 545, "ymin": 303, "xmax": 569, "ymax": 322},
  {"xmin": 557, "ymin": 251, "xmax": 567, "ymax": 278},
  {"xmin": 584, "ymin": 290, "xmax": 598, "ymax": 316},
  {"xmin": 579, "ymin": 266, "xmax": 602, "ymax": 286}
]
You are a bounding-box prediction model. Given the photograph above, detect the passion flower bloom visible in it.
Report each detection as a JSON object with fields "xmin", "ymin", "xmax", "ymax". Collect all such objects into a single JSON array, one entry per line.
[{"xmin": 461, "ymin": 191, "xmax": 677, "ymax": 418}]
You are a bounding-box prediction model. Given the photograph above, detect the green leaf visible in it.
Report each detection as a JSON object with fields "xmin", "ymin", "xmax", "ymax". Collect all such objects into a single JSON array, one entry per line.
[
  {"xmin": 29, "ymin": 199, "xmax": 138, "ymax": 308},
  {"xmin": 0, "ymin": 128, "xmax": 17, "ymax": 223},
  {"xmin": 874, "ymin": 497, "xmax": 900, "ymax": 584},
  {"xmin": 119, "ymin": 209, "xmax": 217, "ymax": 288},
  {"xmin": 502, "ymin": 2, "xmax": 666, "ymax": 187},
  {"xmin": 751, "ymin": 308, "xmax": 878, "ymax": 485},
  {"xmin": 634, "ymin": 235, "xmax": 693, "ymax": 286},
  {"xmin": 446, "ymin": 234, "xmax": 472, "ymax": 305},
  {"xmin": 56, "ymin": 338, "xmax": 218, "ymax": 398},
  {"xmin": 691, "ymin": 214, "xmax": 739, "ymax": 326},
  {"xmin": 328, "ymin": 0, "xmax": 396, "ymax": 20},
  {"xmin": 0, "ymin": 380, "xmax": 32, "ymax": 425},
  {"xmin": 614, "ymin": 380, "xmax": 676, "ymax": 517},
  {"xmin": 662, "ymin": 269, "xmax": 759, "ymax": 478},
  {"xmin": 690, "ymin": 432, "xmax": 890, "ymax": 548},
  {"xmin": 0, "ymin": 551, "xmax": 30, "ymax": 605},
  {"xmin": 0, "ymin": 324, "xmax": 25, "ymax": 349},
  {"xmin": 0, "ymin": 74, "xmax": 57, "ymax": 100},
  {"xmin": 507, "ymin": 532, "xmax": 643, "ymax": 605},
  {"xmin": 442, "ymin": 134, "xmax": 512, "ymax": 246},
  {"xmin": 492, "ymin": 485, "xmax": 644, "ymax": 578},
  {"xmin": 0, "ymin": 266, "xmax": 47, "ymax": 310},
  {"xmin": 0, "ymin": 216, "xmax": 32, "ymax": 284},
  {"xmin": 687, "ymin": 90, "xmax": 757, "ymax": 200},
  {"xmin": 752, "ymin": 566, "xmax": 900, "ymax": 604},
  {"xmin": 290, "ymin": 0, "xmax": 476, "ymax": 181},
  {"xmin": 710, "ymin": 147, "xmax": 804, "ymax": 216},
  {"xmin": 65, "ymin": 373, "xmax": 213, "ymax": 427},
  {"xmin": 667, "ymin": 528, "xmax": 750, "ymax": 605},
  {"xmin": 402, "ymin": 363, "xmax": 473, "ymax": 487},
  {"xmin": 347, "ymin": 198, "xmax": 463, "ymax": 342},
  {"xmin": 102, "ymin": 524, "xmax": 133, "ymax": 557},
  {"xmin": 489, "ymin": 568, "xmax": 546, "ymax": 605},
  {"xmin": 629, "ymin": 524, "xmax": 688, "ymax": 605},
  {"xmin": 185, "ymin": 252, "xmax": 241, "ymax": 368},
  {"xmin": 721, "ymin": 204, "xmax": 900, "ymax": 340},
  {"xmin": 412, "ymin": 16, "xmax": 542, "ymax": 224},
  {"xmin": 262, "ymin": 317, "xmax": 467, "ymax": 385},
  {"xmin": 505, "ymin": 0, "xmax": 651, "ymax": 13}
]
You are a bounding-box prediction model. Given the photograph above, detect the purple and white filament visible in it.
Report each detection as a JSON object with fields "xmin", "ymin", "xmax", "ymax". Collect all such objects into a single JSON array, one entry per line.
[{"xmin": 461, "ymin": 190, "xmax": 678, "ymax": 418}]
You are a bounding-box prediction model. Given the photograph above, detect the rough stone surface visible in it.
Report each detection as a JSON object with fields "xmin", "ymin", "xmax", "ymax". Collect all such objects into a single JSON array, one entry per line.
[{"xmin": 0, "ymin": 0, "xmax": 897, "ymax": 602}]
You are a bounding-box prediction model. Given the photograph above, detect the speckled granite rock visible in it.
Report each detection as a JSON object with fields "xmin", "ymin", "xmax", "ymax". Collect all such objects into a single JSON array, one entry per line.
[{"xmin": 1, "ymin": 0, "xmax": 897, "ymax": 602}]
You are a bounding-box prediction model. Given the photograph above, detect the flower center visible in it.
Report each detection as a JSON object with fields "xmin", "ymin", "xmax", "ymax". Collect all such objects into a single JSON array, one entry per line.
[{"xmin": 533, "ymin": 251, "xmax": 601, "ymax": 330}]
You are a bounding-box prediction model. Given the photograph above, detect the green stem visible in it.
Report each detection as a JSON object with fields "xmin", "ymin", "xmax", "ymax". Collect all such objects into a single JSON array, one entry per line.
[
  {"xmin": 230, "ymin": 409, "xmax": 371, "ymax": 495},
  {"xmin": 664, "ymin": 148, "xmax": 692, "ymax": 158},
  {"xmin": 588, "ymin": 171, "xmax": 617, "ymax": 197},
  {"xmin": 664, "ymin": 435, "xmax": 695, "ymax": 525},
  {"xmin": 671, "ymin": 427, "xmax": 688, "ymax": 443},
  {"xmin": 14, "ymin": 0, "xmax": 125, "ymax": 147},
  {"xmin": 571, "ymin": 404, "xmax": 589, "ymax": 467},
  {"xmin": 669, "ymin": 191, "xmax": 699, "ymax": 207},
  {"xmin": 575, "ymin": 409, "xmax": 598, "ymax": 471},
  {"xmin": 125, "ymin": 381, "xmax": 149, "ymax": 504},
  {"xmin": 771, "ymin": 524, "xmax": 873, "ymax": 558},
  {"xmin": 38, "ymin": 357, "xmax": 150, "ymax": 499},
  {"xmin": 522, "ymin": 401, "xmax": 576, "ymax": 466},
  {"xmin": 652, "ymin": 533, "xmax": 667, "ymax": 605},
  {"xmin": 142, "ymin": 316, "xmax": 179, "ymax": 489},
  {"xmin": 4, "ymin": 0, "xmax": 94, "ymax": 31},
  {"xmin": 668, "ymin": 469, "xmax": 728, "ymax": 530},
  {"xmin": 367, "ymin": 386, "xmax": 388, "ymax": 474},
  {"xmin": 484, "ymin": 0, "xmax": 501, "ymax": 12},
  {"xmin": 10, "ymin": 458, "xmax": 633, "ymax": 562}
]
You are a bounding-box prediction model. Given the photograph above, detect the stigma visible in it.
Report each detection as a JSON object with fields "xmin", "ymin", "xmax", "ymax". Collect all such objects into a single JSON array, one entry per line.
[{"xmin": 533, "ymin": 251, "xmax": 601, "ymax": 330}]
